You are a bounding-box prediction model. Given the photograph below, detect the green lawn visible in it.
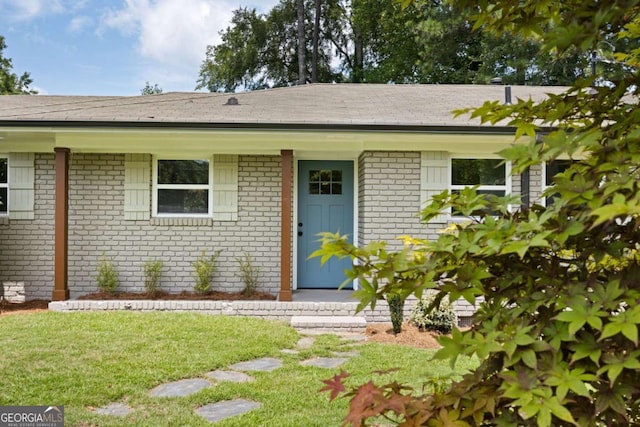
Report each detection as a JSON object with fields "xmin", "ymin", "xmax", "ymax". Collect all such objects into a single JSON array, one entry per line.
[{"xmin": 0, "ymin": 312, "xmax": 475, "ymax": 426}]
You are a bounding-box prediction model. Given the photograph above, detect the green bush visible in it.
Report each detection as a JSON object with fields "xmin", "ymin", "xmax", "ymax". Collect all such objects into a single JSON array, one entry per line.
[
  {"xmin": 143, "ymin": 259, "xmax": 163, "ymax": 296},
  {"xmin": 386, "ymin": 293, "xmax": 405, "ymax": 334},
  {"xmin": 410, "ymin": 293, "xmax": 456, "ymax": 334},
  {"xmin": 193, "ymin": 250, "xmax": 220, "ymax": 294},
  {"xmin": 237, "ymin": 253, "xmax": 260, "ymax": 296},
  {"xmin": 96, "ymin": 253, "xmax": 118, "ymax": 294}
]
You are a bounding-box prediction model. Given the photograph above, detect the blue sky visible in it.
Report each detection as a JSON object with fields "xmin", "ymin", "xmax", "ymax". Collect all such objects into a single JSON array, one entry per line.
[{"xmin": 0, "ymin": 0, "xmax": 278, "ymax": 95}]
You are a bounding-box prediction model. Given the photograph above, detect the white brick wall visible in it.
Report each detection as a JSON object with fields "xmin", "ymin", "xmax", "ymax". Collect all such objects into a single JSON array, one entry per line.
[
  {"xmin": 64, "ymin": 153, "xmax": 283, "ymax": 298},
  {"xmin": 0, "ymin": 153, "xmax": 55, "ymax": 300},
  {"xmin": 358, "ymin": 151, "xmax": 443, "ymax": 249}
]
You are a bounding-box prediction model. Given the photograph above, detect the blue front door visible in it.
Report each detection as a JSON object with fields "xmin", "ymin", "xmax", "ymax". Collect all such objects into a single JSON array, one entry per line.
[{"xmin": 297, "ymin": 160, "xmax": 354, "ymax": 289}]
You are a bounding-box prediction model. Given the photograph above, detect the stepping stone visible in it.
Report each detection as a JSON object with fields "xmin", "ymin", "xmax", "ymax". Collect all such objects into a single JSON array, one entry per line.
[
  {"xmin": 94, "ymin": 403, "xmax": 132, "ymax": 417},
  {"xmin": 332, "ymin": 351, "xmax": 360, "ymax": 357},
  {"xmin": 196, "ymin": 399, "xmax": 262, "ymax": 423},
  {"xmin": 229, "ymin": 357, "xmax": 283, "ymax": 372},
  {"xmin": 149, "ymin": 378, "xmax": 210, "ymax": 397},
  {"xmin": 296, "ymin": 336, "xmax": 315, "ymax": 349},
  {"xmin": 206, "ymin": 370, "xmax": 254, "ymax": 383},
  {"xmin": 300, "ymin": 357, "xmax": 348, "ymax": 369}
]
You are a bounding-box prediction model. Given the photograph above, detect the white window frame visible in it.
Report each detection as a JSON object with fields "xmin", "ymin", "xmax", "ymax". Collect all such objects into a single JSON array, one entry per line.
[
  {"xmin": 152, "ymin": 156, "xmax": 213, "ymax": 217},
  {"xmin": 449, "ymin": 155, "xmax": 512, "ymax": 218},
  {"xmin": 0, "ymin": 154, "xmax": 8, "ymax": 216}
]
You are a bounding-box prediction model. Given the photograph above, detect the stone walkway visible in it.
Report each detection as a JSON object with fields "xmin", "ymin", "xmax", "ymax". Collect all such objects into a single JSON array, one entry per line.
[{"xmin": 93, "ymin": 333, "xmax": 360, "ymax": 423}]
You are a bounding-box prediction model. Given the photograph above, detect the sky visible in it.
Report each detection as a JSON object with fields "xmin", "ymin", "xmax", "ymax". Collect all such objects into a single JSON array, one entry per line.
[{"xmin": 0, "ymin": 0, "xmax": 278, "ymax": 96}]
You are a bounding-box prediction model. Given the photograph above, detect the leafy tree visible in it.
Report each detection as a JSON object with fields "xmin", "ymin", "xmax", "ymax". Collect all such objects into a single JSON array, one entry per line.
[
  {"xmin": 0, "ymin": 35, "xmax": 36, "ymax": 95},
  {"xmin": 140, "ymin": 81, "xmax": 163, "ymax": 95},
  {"xmin": 197, "ymin": 0, "xmax": 422, "ymax": 91},
  {"xmin": 315, "ymin": 1, "xmax": 640, "ymax": 425}
]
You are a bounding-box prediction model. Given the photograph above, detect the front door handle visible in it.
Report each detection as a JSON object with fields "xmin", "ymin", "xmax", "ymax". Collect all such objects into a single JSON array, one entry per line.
[{"xmin": 298, "ymin": 231, "xmax": 303, "ymax": 236}]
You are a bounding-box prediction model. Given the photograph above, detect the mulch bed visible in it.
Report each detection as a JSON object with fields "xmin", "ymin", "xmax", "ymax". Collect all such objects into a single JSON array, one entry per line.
[
  {"xmin": 365, "ymin": 322, "xmax": 443, "ymax": 349},
  {"xmin": 0, "ymin": 299, "xmax": 50, "ymax": 314},
  {"xmin": 78, "ymin": 290, "xmax": 277, "ymax": 301}
]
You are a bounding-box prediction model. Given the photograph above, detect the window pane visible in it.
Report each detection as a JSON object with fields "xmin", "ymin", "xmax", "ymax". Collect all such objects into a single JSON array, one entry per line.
[
  {"xmin": 332, "ymin": 183, "xmax": 342, "ymax": 194},
  {"xmin": 321, "ymin": 182, "xmax": 331, "ymax": 194},
  {"xmin": 309, "ymin": 182, "xmax": 320, "ymax": 194},
  {"xmin": 158, "ymin": 160, "xmax": 209, "ymax": 185},
  {"xmin": 0, "ymin": 188, "xmax": 6, "ymax": 213},
  {"xmin": 0, "ymin": 158, "xmax": 6, "ymax": 183},
  {"xmin": 545, "ymin": 160, "xmax": 573, "ymax": 186},
  {"xmin": 158, "ymin": 189, "xmax": 208, "ymax": 214},
  {"xmin": 452, "ymin": 159, "xmax": 505, "ymax": 185},
  {"xmin": 309, "ymin": 170, "xmax": 320, "ymax": 182},
  {"xmin": 332, "ymin": 170, "xmax": 342, "ymax": 181}
]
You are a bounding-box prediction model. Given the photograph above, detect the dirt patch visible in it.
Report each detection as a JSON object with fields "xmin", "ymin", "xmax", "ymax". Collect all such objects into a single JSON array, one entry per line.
[
  {"xmin": 78, "ymin": 290, "xmax": 277, "ymax": 301},
  {"xmin": 0, "ymin": 299, "xmax": 50, "ymax": 316},
  {"xmin": 365, "ymin": 322, "xmax": 442, "ymax": 349}
]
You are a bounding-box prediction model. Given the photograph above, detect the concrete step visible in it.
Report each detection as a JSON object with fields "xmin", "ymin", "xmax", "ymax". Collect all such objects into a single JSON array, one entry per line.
[{"xmin": 290, "ymin": 315, "xmax": 367, "ymax": 333}]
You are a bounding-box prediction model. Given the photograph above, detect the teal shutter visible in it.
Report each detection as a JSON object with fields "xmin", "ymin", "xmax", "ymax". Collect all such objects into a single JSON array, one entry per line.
[
  {"xmin": 124, "ymin": 154, "xmax": 151, "ymax": 220},
  {"xmin": 8, "ymin": 153, "xmax": 35, "ymax": 220}
]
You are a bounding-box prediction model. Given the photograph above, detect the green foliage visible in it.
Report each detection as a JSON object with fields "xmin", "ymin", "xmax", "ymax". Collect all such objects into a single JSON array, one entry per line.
[
  {"xmin": 237, "ymin": 252, "xmax": 261, "ymax": 296},
  {"xmin": 142, "ymin": 259, "xmax": 163, "ymax": 296},
  {"xmin": 197, "ymin": 0, "xmax": 596, "ymax": 91},
  {"xmin": 192, "ymin": 250, "xmax": 220, "ymax": 294},
  {"xmin": 410, "ymin": 293, "xmax": 457, "ymax": 335},
  {"xmin": 316, "ymin": 1, "xmax": 640, "ymax": 425},
  {"xmin": 96, "ymin": 253, "xmax": 118, "ymax": 294},
  {"xmin": 0, "ymin": 35, "xmax": 36, "ymax": 94},
  {"xmin": 386, "ymin": 293, "xmax": 405, "ymax": 334},
  {"xmin": 140, "ymin": 81, "xmax": 163, "ymax": 95}
]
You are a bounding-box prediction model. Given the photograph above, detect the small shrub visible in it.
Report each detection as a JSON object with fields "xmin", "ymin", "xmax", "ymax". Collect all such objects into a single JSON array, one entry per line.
[
  {"xmin": 386, "ymin": 293, "xmax": 405, "ymax": 334},
  {"xmin": 97, "ymin": 252, "xmax": 118, "ymax": 294},
  {"xmin": 193, "ymin": 250, "xmax": 220, "ymax": 294},
  {"xmin": 237, "ymin": 253, "xmax": 260, "ymax": 296},
  {"xmin": 410, "ymin": 293, "xmax": 456, "ymax": 334},
  {"xmin": 143, "ymin": 259, "xmax": 163, "ymax": 296}
]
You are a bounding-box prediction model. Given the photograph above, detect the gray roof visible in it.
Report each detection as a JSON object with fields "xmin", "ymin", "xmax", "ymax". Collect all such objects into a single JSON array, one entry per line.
[{"xmin": 0, "ymin": 84, "xmax": 567, "ymax": 128}]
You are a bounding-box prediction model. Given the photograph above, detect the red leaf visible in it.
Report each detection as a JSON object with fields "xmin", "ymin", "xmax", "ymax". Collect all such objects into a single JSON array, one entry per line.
[{"xmin": 319, "ymin": 370, "xmax": 350, "ymax": 401}]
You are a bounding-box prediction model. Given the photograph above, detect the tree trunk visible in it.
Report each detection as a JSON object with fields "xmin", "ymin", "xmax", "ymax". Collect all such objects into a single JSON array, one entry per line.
[
  {"xmin": 353, "ymin": 29, "xmax": 363, "ymax": 83},
  {"xmin": 297, "ymin": 0, "xmax": 306, "ymax": 85},
  {"xmin": 311, "ymin": 0, "xmax": 321, "ymax": 83}
]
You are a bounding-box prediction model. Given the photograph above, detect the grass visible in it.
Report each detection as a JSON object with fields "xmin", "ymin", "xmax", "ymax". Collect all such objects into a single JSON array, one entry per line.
[{"xmin": 0, "ymin": 312, "xmax": 476, "ymax": 426}]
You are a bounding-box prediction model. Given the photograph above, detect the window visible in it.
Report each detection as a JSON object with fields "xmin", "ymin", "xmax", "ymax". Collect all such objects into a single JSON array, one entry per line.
[
  {"xmin": 0, "ymin": 156, "xmax": 7, "ymax": 215},
  {"xmin": 309, "ymin": 169, "xmax": 342, "ymax": 195},
  {"xmin": 450, "ymin": 158, "xmax": 509, "ymax": 215},
  {"xmin": 154, "ymin": 159, "xmax": 211, "ymax": 216},
  {"xmin": 543, "ymin": 160, "xmax": 574, "ymax": 206}
]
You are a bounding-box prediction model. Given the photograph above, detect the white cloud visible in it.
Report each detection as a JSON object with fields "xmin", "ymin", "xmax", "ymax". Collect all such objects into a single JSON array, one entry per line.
[
  {"xmin": 100, "ymin": 0, "xmax": 235, "ymax": 68},
  {"xmin": 0, "ymin": 0, "xmax": 64, "ymax": 20},
  {"xmin": 68, "ymin": 15, "xmax": 93, "ymax": 32}
]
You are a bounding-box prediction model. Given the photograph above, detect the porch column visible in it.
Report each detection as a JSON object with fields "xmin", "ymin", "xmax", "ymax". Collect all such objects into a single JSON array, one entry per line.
[
  {"xmin": 52, "ymin": 147, "xmax": 70, "ymax": 301},
  {"xmin": 279, "ymin": 149, "xmax": 293, "ymax": 301}
]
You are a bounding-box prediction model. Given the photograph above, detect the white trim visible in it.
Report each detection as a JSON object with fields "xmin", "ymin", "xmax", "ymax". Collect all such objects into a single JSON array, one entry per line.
[
  {"xmin": 292, "ymin": 154, "xmax": 359, "ymax": 291},
  {"xmin": 152, "ymin": 156, "xmax": 213, "ymax": 217},
  {"xmin": 0, "ymin": 154, "xmax": 7, "ymax": 216}
]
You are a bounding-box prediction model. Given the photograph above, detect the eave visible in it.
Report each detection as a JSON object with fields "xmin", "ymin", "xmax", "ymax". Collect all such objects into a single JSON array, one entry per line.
[{"xmin": 0, "ymin": 120, "xmax": 532, "ymax": 157}]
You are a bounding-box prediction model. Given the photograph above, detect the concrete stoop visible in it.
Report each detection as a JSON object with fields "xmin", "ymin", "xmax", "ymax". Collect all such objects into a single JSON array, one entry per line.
[{"xmin": 290, "ymin": 315, "xmax": 367, "ymax": 333}]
